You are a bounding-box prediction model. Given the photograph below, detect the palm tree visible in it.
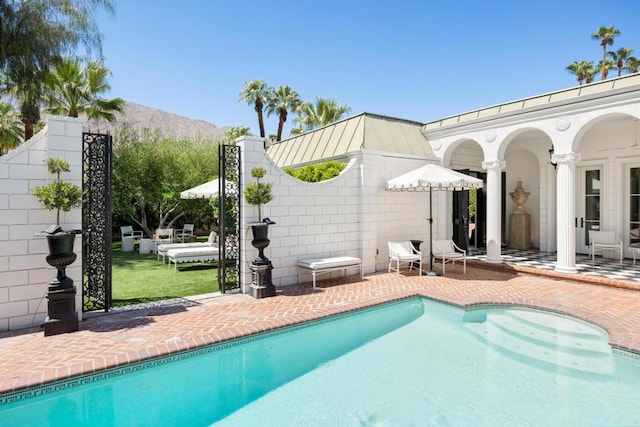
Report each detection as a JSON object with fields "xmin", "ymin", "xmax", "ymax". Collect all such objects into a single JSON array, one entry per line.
[
  {"xmin": 624, "ymin": 57, "xmax": 640, "ymax": 74},
  {"xmin": 1, "ymin": 1, "xmax": 114, "ymax": 139},
  {"xmin": 43, "ymin": 58, "xmax": 124, "ymax": 122},
  {"xmin": 293, "ymin": 97, "xmax": 351, "ymax": 132},
  {"xmin": 0, "ymin": 102, "xmax": 24, "ymax": 155},
  {"xmin": 265, "ymin": 85, "xmax": 302, "ymax": 142},
  {"xmin": 591, "ymin": 26, "xmax": 621, "ymax": 80},
  {"xmin": 3, "ymin": 62, "xmax": 47, "ymax": 140},
  {"xmin": 584, "ymin": 63, "xmax": 598, "ymax": 84},
  {"xmin": 596, "ymin": 59, "xmax": 615, "ymax": 80},
  {"xmin": 565, "ymin": 61, "xmax": 594, "ymax": 86},
  {"xmin": 238, "ymin": 80, "xmax": 268, "ymax": 138},
  {"xmin": 608, "ymin": 47, "xmax": 634, "ymax": 77}
]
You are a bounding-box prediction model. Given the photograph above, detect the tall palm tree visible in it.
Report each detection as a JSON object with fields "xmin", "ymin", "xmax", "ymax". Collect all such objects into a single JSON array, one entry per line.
[
  {"xmin": 265, "ymin": 85, "xmax": 302, "ymax": 142},
  {"xmin": 238, "ymin": 80, "xmax": 268, "ymax": 138},
  {"xmin": 293, "ymin": 97, "xmax": 351, "ymax": 132},
  {"xmin": 624, "ymin": 57, "xmax": 640, "ymax": 74},
  {"xmin": 608, "ymin": 47, "xmax": 634, "ymax": 77},
  {"xmin": 565, "ymin": 61, "xmax": 594, "ymax": 86},
  {"xmin": 0, "ymin": 102, "xmax": 24, "ymax": 155},
  {"xmin": 591, "ymin": 26, "xmax": 621, "ymax": 80},
  {"xmin": 596, "ymin": 59, "xmax": 615, "ymax": 80},
  {"xmin": 43, "ymin": 58, "xmax": 124, "ymax": 121}
]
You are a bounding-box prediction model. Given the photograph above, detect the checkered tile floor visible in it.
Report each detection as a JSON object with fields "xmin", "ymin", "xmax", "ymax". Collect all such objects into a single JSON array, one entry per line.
[{"xmin": 468, "ymin": 248, "xmax": 640, "ymax": 283}]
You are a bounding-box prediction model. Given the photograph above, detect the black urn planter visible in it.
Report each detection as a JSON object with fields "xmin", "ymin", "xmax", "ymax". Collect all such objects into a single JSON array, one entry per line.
[
  {"xmin": 248, "ymin": 218, "xmax": 276, "ymax": 299},
  {"xmin": 249, "ymin": 222, "xmax": 272, "ymax": 264},
  {"xmin": 41, "ymin": 228, "xmax": 82, "ymax": 336}
]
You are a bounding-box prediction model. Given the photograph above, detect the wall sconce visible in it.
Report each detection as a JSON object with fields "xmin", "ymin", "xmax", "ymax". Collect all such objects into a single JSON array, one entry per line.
[{"xmin": 549, "ymin": 145, "xmax": 557, "ymax": 169}]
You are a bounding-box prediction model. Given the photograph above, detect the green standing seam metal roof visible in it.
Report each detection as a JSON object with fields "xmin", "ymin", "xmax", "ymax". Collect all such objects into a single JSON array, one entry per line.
[
  {"xmin": 267, "ymin": 112, "xmax": 438, "ymax": 168},
  {"xmin": 423, "ymin": 73, "xmax": 640, "ymax": 131}
]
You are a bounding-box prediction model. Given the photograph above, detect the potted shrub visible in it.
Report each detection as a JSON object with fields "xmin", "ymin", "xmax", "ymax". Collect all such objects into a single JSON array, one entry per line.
[
  {"xmin": 31, "ymin": 157, "xmax": 82, "ymax": 335},
  {"xmin": 32, "ymin": 158, "xmax": 83, "ymax": 227},
  {"xmin": 244, "ymin": 166, "xmax": 275, "ymax": 263}
]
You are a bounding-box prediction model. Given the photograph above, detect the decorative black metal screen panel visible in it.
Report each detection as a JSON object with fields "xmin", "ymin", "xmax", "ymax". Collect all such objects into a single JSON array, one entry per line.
[
  {"xmin": 218, "ymin": 144, "xmax": 241, "ymax": 293},
  {"xmin": 82, "ymin": 133, "xmax": 112, "ymax": 312}
]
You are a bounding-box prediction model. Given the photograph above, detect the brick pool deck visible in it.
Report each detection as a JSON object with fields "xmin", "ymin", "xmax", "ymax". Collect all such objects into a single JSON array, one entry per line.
[{"xmin": 1, "ymin": 260, "xmax": 640, "ymax": 395}]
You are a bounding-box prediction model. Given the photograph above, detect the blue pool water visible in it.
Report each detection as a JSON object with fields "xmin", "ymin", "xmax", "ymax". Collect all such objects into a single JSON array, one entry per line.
[{"xmin": 1, "ymin": 297, "xmax": 640, "ymax": 426}]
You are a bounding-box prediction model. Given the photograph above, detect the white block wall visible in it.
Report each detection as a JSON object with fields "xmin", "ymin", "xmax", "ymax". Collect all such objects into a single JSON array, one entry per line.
[
  {"xmin": 239, "ymin": 137, "xmax": 436, "ymax": 289},
  {"xmin": 0, "ymin": 115, "xmax": 83, "ymax": 331}
]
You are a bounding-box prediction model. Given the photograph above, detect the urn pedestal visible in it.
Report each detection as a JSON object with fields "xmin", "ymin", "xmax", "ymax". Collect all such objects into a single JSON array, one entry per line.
[
  {"xmin": 509, "ymin": 213, "xmax": 531, "ymax": 250},
  {"xmin": 248, "ymin": 219, "xmax": 276, "ymax": 299},
  {"xmin": 42, "ymin": 231, "xmax": 81, "ymax": 336}
]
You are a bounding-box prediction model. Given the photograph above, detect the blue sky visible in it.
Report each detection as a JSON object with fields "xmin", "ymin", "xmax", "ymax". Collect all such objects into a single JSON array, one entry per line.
[{"xmin": 96, "ymin": 0, "xmax": 640, "ymax": 136}]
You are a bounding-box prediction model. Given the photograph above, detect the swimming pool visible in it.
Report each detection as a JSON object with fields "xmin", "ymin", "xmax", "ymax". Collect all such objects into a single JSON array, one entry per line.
[{"xmin": 1, "ymin": 297, "xmax": 639, "ymax": 426}]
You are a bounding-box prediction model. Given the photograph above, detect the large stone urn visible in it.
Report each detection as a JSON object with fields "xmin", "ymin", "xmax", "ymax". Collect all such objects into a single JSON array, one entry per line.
[{"xmin": 42, "ymin": 228, "xmax": 82, "ymax": 336}]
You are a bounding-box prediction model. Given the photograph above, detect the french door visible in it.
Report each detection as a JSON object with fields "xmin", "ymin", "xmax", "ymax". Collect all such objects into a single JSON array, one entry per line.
[
  {"xmin": 576, "ymin": 166, "xmax": 603, "ymax": 254},
  {"xmin": 627, "ymin": 165, "xmax": 640, "ymax": 252}
]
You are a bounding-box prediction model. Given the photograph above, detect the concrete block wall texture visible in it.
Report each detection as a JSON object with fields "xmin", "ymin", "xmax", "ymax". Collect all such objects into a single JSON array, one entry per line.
[
  {"xmin": 238, "ymin": 137, "xmax": 437, "ymax": 289},
  {"xmin": 0, "ymin": 115, "xmax": 83, "ymax": 331}
]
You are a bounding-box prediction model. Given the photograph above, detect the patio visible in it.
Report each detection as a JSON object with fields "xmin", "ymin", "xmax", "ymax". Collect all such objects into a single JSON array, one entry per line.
[{"xmin": 1, "ymin": 252, "xmax": 639, "ymax": 397}]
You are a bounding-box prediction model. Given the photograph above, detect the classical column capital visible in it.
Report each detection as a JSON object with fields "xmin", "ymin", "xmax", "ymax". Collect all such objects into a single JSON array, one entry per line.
[
  {"xmin": 482, "ymin": 160, "xmax": 506, "ymax": 171},
  {"xmin": 552, "ymin": 152, "xmax": 580, "ymax": 165}
]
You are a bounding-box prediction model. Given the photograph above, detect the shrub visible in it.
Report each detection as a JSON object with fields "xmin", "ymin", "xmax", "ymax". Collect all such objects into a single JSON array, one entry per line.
[{"xmin": 284, "ymin": 160, "xmax": 346, "ymax": 182}]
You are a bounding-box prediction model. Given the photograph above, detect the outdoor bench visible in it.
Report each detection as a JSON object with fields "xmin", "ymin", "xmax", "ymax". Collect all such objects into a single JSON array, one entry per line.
[
  {"xmin": 167, "ymin": 246, "xmax": 219, "ymax": 271},
  {"xmin": 157, "ymin": 242, "xmax": 211, "ymax": 263},
  {"xmin": 297, "ymin": 256, "xmax": 362, "ymax": 288}
]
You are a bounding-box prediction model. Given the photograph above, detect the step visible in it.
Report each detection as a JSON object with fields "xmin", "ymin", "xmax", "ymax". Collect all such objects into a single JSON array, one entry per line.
[
  {"xmin": 486, "ymin": 313, "xmax": 612, "ymax": 356},
  {"xmin": 464, "ymin": 310, "xmax": 615, "ymax": 375},
  {"xmin": 504, "ymin": 310, "xmax": 606, "ymax": 339}
]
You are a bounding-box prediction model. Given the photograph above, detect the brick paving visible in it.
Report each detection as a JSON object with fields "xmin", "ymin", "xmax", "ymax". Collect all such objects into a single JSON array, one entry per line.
[{"xmin": 1, "ymin": 261, "xmax": 640, "ymax": 395}]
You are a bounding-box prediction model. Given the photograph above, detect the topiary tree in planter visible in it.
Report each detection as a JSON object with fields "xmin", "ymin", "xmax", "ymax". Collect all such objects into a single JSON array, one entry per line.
[
  {"xmin": 31, "ymin": 157, "xmax": 82, "ymax": 336},
  {"xmin": 244, "ymin": 167, "xmax": 276, "ymax": 298}
]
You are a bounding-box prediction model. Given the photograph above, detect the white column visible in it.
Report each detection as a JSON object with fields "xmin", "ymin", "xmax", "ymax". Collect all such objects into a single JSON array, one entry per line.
[
  {"xmin": 482, "ymin": 160, "xmax": 506, "ymax": 263},
  {"xmin": 553, "ymin": 152, "xmax": 580, "ymax": 273}
]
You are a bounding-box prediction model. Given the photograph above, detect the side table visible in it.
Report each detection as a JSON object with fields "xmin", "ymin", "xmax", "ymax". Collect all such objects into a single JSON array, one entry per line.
[
  {"xmin": 122, "ymin": 236, "xmax": 135, "ymax": 252},
  {"xmin": 139, "ymin": 238, "xmax": 154, "ymax": 255}
]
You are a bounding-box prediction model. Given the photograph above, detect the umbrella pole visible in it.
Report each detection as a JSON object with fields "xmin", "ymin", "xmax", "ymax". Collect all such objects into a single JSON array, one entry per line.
[
  {"xmin": 429, "ymin": 188, "xmax": 433, "ymax": 271},
  {"xmin": 425, "ymin": 188, "xmax": 441, "ymax": 276}
]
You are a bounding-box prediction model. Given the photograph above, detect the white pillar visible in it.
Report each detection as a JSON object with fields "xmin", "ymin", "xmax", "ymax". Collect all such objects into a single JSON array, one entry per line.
[
  {"xmin": 553, "ymin": 152, "xmax": 580, "ymax": 273},
  {"xmin": 482, "ymin": 160, "xmax": 506, "ymax": 263}
]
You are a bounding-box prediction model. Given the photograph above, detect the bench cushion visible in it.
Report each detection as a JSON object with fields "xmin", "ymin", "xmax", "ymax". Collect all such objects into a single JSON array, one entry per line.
[
  {"xmin": 297, "ymin": 256, "xmax": 361, "ymax": 270},
  {"xmin": 167, "ymin": 246, "xmax": 219, "ymax": 258},
  {"xmin": 158, "ymin": 242, "xmax": 211, "ymax": 254}
]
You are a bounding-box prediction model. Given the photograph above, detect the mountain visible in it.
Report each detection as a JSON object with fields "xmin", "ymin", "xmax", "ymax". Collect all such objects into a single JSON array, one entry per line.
[{"xmin": 85, "ymin": 101, "xmax": 229, "ymax": 141}]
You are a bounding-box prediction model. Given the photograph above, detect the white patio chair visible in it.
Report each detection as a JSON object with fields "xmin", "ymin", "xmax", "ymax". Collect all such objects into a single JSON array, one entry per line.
[
  {"xmin": 153, "ymin": 228, "xmax": 174, "ymax": 246},
  {"xmin": 388, "ymin": 241, "xmax": 422, "ymax": 276},
  {"xmin": 120, "ymin": 225, "xmax": 143, "ymax": 252},
  {"xmin": 174, "ymin": 224, "xmax": 195, "ymax": 243},
  {"xmin": 120, "ymin": 225, "xmax": 142, "ymax": 240},
  {"xmin": 432, "ymin": 240, "xmax": 466, "ymax": 274},
  {"xmin": 589, "ymin": 230, "xmax": 622, "ymax": 266}
]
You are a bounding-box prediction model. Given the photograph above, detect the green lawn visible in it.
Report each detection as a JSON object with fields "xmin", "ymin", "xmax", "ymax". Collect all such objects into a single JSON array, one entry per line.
[{"xmin": 111, "ymin": 240, "xmax": 219, "ymax": 307}]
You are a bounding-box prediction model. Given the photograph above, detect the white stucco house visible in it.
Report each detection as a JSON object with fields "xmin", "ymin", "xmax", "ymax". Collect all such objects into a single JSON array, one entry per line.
[{"xmin": 265, "ymin": 73, "xmax": 640, "ymax": 276}]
